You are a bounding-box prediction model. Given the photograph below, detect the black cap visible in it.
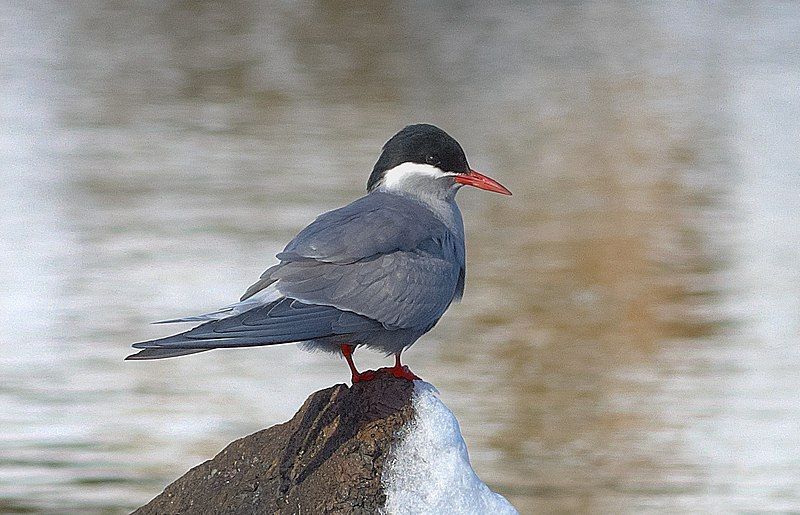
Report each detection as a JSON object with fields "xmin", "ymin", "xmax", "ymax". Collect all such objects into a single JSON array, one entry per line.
[{"xmin": 368, "ymin": 124, "xmax": 470, "ymax": 191}]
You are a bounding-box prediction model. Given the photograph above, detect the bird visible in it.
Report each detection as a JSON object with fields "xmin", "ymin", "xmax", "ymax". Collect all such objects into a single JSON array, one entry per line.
[{"xmin": 126, "ymin": 124, "xmax": 511, "ymax": 383}]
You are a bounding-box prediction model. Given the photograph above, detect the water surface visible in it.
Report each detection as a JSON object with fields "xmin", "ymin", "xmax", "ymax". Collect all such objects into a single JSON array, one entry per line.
[{"xmin": 1, "ymin": 2, "xmax": 799, "ymax": 512}]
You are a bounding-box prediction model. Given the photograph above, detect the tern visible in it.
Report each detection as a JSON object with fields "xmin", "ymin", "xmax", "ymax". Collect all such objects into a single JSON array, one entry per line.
[{"xmin": 127, "ymin": 124, "xmax": 511, "ymax": 382}]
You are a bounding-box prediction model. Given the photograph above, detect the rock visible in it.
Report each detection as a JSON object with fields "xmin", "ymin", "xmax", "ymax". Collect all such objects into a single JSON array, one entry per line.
[
  {"xmin": 133, "ymin": 370, "xmax": 414, "ymax": 515},
  {"xmin": 133, "ymin": 371, "xmax": 517, "ymax": 514}
]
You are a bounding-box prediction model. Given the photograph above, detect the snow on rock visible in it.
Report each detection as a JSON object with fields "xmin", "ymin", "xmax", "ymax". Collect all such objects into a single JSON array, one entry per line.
[{"xmin": 382, "ymin": 381, "xmax": 518, "ymax": 515}]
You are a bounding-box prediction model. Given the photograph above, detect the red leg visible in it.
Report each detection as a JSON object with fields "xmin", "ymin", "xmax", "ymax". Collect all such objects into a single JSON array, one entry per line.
[{"xmin": 340, "ymin": 344, "xmax": 374, "ymax": 383}]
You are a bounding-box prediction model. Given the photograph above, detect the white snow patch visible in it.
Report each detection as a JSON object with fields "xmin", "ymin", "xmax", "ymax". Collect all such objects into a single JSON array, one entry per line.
[{"xmin": 382, "ymin": 382, "xmax": 518, "ymax": 515}]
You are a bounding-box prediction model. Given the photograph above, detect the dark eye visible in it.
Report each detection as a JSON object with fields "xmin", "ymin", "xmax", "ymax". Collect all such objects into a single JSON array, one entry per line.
[{"xmin": 425, "ymin": 155, "xmax": 439, "ymax": 165}]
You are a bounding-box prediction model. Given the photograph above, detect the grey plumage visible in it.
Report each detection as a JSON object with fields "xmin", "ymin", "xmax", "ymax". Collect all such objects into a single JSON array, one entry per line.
[
  {"xmin": 127, "ymin": 124, "xmax": 510, "ymax": 365},
  {"xmin": 127, "ymin": 193, "xmax": 465, "ymax": 359},
  {"xmin": 272, "ymin": 193, "xmax": 465, "ymax": 329}
]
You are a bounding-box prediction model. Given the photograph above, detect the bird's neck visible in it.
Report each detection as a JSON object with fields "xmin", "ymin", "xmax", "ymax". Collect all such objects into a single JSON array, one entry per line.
[{"xmin": 377, "ymin": 187, "xmax": 464, "ymax": 236}]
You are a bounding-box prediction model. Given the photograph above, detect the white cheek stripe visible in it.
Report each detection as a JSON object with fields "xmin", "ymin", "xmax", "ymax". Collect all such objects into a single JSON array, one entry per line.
[{"xmin": 380, "ymin": 162, "xmax": 451, "ymax": 190}]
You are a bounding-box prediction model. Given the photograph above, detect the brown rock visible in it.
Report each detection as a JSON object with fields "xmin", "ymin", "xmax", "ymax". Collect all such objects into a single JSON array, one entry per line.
[{"xmin": 133, "ymin": 370, "xmax": 415, "ymax": 515}]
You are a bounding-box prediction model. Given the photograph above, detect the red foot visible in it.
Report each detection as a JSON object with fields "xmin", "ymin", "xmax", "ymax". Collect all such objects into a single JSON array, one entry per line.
[
  {"xmin": 341, "ymin": 345, "xmax": 420, "ymax": 384},
  {"xmin": 342, "ymin": 344, "xmax": 376, "ymax": 384},
  {"xmin": 377, "ymin": 365, "xmax": 421, "ymax": 381},
  {"xmin": 351, "ymin": 370, "xmax": 376, "ymax": 383}
]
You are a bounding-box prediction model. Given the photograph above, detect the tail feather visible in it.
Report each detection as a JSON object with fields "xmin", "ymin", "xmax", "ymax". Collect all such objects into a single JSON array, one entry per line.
[
  {"xmin": 152, "ymin": 310, "xmax": 234, "ymax": 324},
  {"xmin": 125, "ymin": 348, "xmax": 211, "ymax": 360},
  {"xmin": 152, "ymin": 283, "xmax": 283, "ymax": 324},
  {"xmin": 126, "ymin": 298, "xmax": 383, "ymax": 359}
]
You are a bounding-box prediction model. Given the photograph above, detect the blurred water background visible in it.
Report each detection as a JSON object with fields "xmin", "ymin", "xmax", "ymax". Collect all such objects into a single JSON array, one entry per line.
[{"xmin": 1, "ymin": 1, "xmax": 799, "ymax": 513}]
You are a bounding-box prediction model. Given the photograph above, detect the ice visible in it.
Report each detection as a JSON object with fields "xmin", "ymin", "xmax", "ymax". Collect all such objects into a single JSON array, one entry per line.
[{"xmin": 382, "ymin": 382, "xmax": 518, "ymax": 515}]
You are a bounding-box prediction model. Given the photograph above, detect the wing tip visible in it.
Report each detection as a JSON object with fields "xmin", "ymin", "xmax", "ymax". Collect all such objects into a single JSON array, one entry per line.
[{"xmin": 125, "ymin": 348, "xmax": 211, "ymax": 360}]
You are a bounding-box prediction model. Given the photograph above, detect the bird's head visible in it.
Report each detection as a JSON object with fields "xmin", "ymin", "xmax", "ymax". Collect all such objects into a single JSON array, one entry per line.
[{"xmin": 367, "ymin": 124, "xmax": 511, "ymax": 200}]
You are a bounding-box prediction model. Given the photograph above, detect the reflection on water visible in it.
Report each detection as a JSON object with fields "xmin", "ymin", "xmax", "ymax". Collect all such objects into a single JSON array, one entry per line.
[{"xmin": 2, "ymin": 2, "xmax": 799, "ymax": 512}]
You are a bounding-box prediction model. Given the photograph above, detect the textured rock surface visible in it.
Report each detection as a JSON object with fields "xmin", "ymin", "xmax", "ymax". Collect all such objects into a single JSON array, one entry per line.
[{"xmin": 133, "ymin": 371, "xmax": 415, "ymax": 515}]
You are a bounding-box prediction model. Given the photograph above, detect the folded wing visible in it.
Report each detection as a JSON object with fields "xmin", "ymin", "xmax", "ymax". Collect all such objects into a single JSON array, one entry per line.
[{"xmin": 249, "ymin": 192, "xmax": 465, "ymax": 330}]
